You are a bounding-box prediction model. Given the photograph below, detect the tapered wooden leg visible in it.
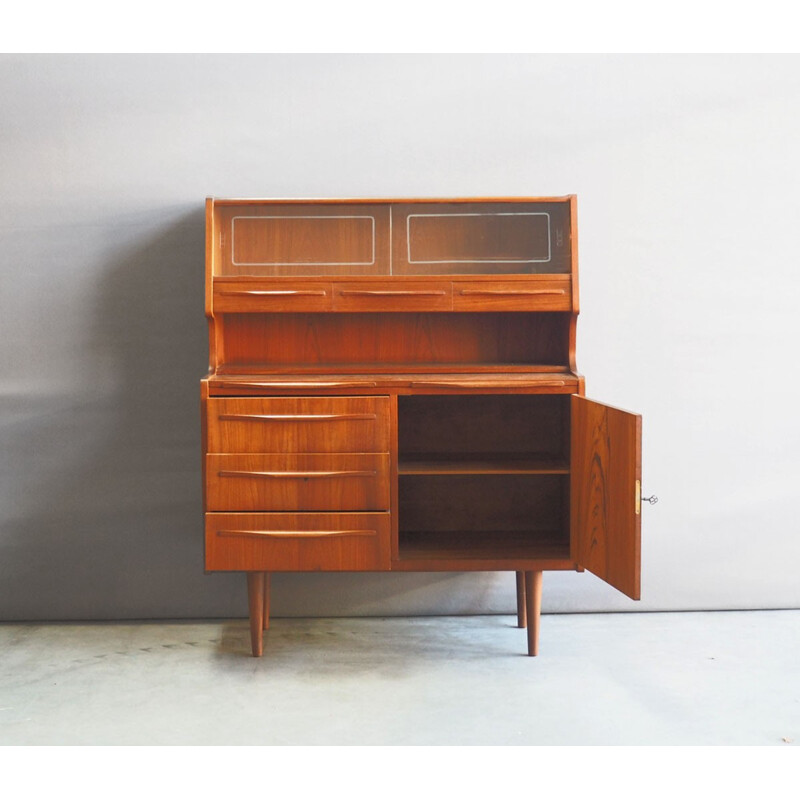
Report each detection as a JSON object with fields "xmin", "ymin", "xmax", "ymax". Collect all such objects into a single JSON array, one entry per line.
[
  {"xmin": 524, "ymin": 571, "xmax": 543, "ymax": 656},
  {"xmin": 516, "ymin": 571, "xmax": 527, "ymax": 628},
  {"xmin": 247, "ymin": 572, "xmax": 265, "ymax": 657},
  {"xmin": 262, "ymin": 573, "xmax": 271, "ymax": 630}
]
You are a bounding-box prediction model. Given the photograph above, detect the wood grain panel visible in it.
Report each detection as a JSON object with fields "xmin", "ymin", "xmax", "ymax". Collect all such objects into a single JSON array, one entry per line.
[
  {"xmin": 206, "ymin": 512, "xmax": 391, "ymax": 570},
  {"xmin": 333, "ymin": 281, "xmax": 452, "ymax": 311},
  {"xmin": 213, "ymin": 281, "xmax": 332, "ymax": 312},
  {"xmin": 452, "ymin": 278, "xmax": 571, "ymax": 311},
  {"xmin": 206, "ymin": 453, "xmax": 390, "ymax": 511},
  {"xmin": 207, "ymin": 396, "xmax": 390, "ymax": 453},
  {"xmin": 207, "ymin": 371, "xmax": 579, "ymax": 395},
  {"xmin": 571, "ymin": 396, "xmax": 641, "ymax": 600},
  {"xmin": 218, "ymin": 312, "xmax": 571, "ymax": 368}
]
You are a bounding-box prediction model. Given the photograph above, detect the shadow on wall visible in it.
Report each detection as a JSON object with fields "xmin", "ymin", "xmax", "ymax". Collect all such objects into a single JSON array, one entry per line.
[
  {"xmin": 1, "ymin": 207, "xmax": 481, "ymax": 621},
  {"xmin": 0, "ymin": 208, "xmax": 236, "ymax": 619}
]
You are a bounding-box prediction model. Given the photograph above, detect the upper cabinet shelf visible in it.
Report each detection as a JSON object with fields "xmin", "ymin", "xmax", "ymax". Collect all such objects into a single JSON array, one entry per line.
[{"xmin": 209, "ymin": 198, "xmax": 574, "ymax": 278}]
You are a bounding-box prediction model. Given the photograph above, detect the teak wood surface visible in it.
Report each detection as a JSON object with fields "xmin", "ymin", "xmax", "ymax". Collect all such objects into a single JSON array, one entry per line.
[
  {"xmin": 571, "ymin": 396, "xmax": 642, "ymax": 600},
  {"xmin": 207, "ymin": 513, "xmax": 392, "ymax": 571},
  {"xmin": 207, "ymin": 396, "xmax": 390, "ymax": 454},
  {"xmin": 206, "ymin": 453, "xmax": 390, "ymax": 512}
]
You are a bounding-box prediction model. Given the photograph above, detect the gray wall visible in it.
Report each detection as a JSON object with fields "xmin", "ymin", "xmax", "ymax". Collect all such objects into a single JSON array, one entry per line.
[{"xmin": 2, "ymin": 54, "xmax": 798, "ymax": 620}]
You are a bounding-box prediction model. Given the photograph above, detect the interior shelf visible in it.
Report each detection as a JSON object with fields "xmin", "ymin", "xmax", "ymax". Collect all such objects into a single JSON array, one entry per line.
[
  {"xmin": 398, "ymin": 455, "xmax": 569, "ymax": 475},
  {"xmin": 397, "ymin": 531, "xmax": 570, "ymax": 561}
]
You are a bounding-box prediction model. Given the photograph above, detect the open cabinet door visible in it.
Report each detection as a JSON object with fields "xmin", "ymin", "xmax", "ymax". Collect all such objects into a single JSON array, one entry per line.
[{"xmin": 571, "ymin": 396, "xmax": 642, "ymax": 600}]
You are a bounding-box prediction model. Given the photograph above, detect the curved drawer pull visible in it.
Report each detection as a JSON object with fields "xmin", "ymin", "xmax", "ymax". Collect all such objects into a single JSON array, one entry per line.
[
  {"xmin": 338, "ymin": 290, "xmax": 447, "ymax": 297},
  {"xmin": 217, "ymin": 529, "xmax": 377, "ymax": 539},
  {"xmin": 218, "ymin": 290, "xmax": 327, "ymax": 297},
  {"xmin": 218, "ymin": 413, "xmax": 377, "ymax": 422},
  {"xmin": 217, "ymin": 381, "xmax": 378, "ymax": 389},
  {"xmin": 217, "ymin": 469, "xmax": 377, "ymax": 479},
  {"xmin": 458, "ymin": 289, "xmax": 566, "ymax": 297},
  {"xmin": 410, "ymin": 380, "xmax": 567, "ymax": 389}
]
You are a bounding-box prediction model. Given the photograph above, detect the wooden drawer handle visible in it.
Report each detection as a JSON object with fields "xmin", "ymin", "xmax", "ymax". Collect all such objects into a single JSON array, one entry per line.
[
  {"xmin": 218, "ymin": 290, "xmax": 327, "ymax": 297},
  {"xmin": 410, "ymin": 380, "xmax": 567, "ymax": 389},
  {"xmin": 217, "ymin": 470, "xmax": 377, "ymax": 479},
  {"xmin": 457, "ymin": 289, "xmax": 566, "ymax": 297},
  {"xmin": 217, "ymin": 529, "xmax": 377, "ymax": 539},
  {"xmin": 217, "ymin": 381, "xmax": 378, "ymax": 389},
  {"xmin": 218, "ymin": 413, "xmax": 377, "ymax": 422},
  {"xmin": 338, "ymin": 290, "xmax": 447, "ymax": 297}
]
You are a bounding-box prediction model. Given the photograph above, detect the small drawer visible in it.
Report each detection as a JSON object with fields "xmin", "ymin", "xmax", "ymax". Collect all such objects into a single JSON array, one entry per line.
[
  {"xmin": 333, "ymin": 281, "xmax": 452, "ymax": 311},
  {"xmin": 207, "ymin": 396, "xmax": 390, "ymax": 454},
  {"xmin": 205, "ymin": 512, "xmax": 391, "ymax": 571},
  {"xmin": 206, "ymin": 453, "xmax": 390, "ymax": 511},
  {"xmin": 213, "ymin": 281, "xmax": 333, "ymax": 312},
  {"xmin": 452, "ymin": 279, "xmax": 572, "ymax": 311}
]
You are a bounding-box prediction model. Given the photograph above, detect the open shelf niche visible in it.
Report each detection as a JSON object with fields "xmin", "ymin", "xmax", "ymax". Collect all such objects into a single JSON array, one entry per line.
[{"xmin": 397, "ymin": 394, "xmax": 571, "ymax": 561}]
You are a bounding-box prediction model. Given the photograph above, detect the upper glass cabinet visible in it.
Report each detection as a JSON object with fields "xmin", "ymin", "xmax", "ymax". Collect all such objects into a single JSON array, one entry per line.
[{"xmin": 211, "ymin": 199, "xmax": 572, "ymax": 277}]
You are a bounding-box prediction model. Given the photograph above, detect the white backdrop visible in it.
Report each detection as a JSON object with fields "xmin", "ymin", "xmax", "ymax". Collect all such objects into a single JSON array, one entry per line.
[{"xmin": 1, "ymin": 54, "xmax": 798, "ymax": 620}]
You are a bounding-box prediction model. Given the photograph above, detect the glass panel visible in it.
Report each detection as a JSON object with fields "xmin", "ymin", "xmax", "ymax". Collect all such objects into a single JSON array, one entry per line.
[
  {"xmin": 215, "ymin": 204, "xmax": 390, "ymax": 276},
  {"xmin": 408, "ymin": 213, "xmax": 550, "ymax": 264},
  {"xmin": 233, "ymin": 216, "xmax": 374, "ymax": 267},
  {"xmin": 392, "ymin": 201, "xmax": 572, "ymax": 275}
]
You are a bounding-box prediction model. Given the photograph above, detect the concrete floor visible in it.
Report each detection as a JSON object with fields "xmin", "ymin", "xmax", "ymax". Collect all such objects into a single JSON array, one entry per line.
[{"xmin": 0, "ymin": 610, "xmax": 797, "ymax": 745}]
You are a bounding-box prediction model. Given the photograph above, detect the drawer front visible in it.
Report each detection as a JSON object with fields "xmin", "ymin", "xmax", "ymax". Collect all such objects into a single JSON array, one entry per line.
[
  {"xmin": 206, "ymin": 453, "xmax": 390, "ymax": 511},
  {"xmin": 213, "ymin": 281, "xmax": 333, "ymax": 312},
  {"xmin": 332, "ymin": 281, "xmax": 452, "ymax": 311},
  {"xmin": 205, "ymin": 512, "xmax": 391, "ymax": 571},
  {"xmin": 207, "ymin": 396, "xmax": 390, "ymax": 454},
  {"xmin": 452, "ymin": 279, "xmax": 572, "ymax": 311}
]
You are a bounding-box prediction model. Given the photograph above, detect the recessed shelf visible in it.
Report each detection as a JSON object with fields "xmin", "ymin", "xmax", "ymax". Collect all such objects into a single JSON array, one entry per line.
[
  {"xmin": 397, "ymin": 530, "xmax": 570, "ymax": 561},
  {"xmin": 398, "ymin": 455, "xmax": 569, "ymax": 475}
]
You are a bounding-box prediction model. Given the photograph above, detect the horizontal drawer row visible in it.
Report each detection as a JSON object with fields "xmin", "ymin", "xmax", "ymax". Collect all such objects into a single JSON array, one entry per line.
[
  {"xmin": 205, "ymin": 512, "xmax": 391, "ymax": 571},
  {"xmin": 206, "ymin": 453, "xmax": 390, "ymax": 511},
  {"xmin": 213, "ymin": 278, "xmax": 572, "ymax": 312}
]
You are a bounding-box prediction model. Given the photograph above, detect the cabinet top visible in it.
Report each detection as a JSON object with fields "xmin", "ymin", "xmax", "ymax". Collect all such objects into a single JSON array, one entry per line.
[{"xmin": 208, "ymin": 195, "xmax": 576, "ymax": 205}]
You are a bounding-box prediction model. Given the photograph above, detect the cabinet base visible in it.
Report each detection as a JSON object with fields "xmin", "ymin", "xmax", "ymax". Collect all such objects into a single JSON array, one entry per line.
[{"xmin": 244, "ymin": 571, "xmax": 543, "ymax": 658}]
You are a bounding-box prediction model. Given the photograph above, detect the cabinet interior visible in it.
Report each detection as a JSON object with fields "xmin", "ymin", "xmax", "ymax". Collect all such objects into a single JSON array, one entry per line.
[{"xmin": 397, "ymin": 395, "xmax": 571, "ymax": 561}]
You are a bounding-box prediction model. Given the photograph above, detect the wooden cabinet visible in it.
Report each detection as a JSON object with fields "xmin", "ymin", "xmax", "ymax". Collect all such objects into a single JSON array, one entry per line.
[{"xmin": 201, "ymin": 196, "xmax": 645, "ymax": 657}]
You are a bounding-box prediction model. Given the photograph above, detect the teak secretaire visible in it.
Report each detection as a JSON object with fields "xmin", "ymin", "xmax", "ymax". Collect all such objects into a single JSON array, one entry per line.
[{"xmin": 201, "ymin": 196, "xmax": 648, "ymax": 656}]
